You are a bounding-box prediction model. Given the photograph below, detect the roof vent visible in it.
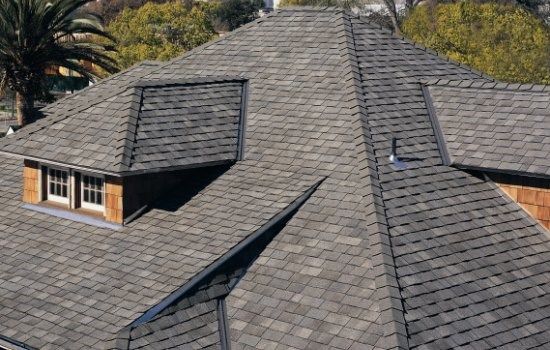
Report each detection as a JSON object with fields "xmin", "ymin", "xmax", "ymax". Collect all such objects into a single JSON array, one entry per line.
[{"xmin": 389, "ymin": 137, "xmax": 408, "ymax": 170}]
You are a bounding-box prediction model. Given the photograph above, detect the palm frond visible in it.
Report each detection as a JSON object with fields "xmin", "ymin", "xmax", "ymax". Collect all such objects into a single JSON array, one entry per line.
[{"xmin": 0, "ymin": 0, "xmax": 118, "ymax": 100}]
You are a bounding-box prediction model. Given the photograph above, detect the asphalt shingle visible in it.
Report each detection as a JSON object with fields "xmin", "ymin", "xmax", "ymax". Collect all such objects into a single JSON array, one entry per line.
[
  {"xmin": 0, "ymin": 77, "xmax": 245, "ymax": 175},
  {"xmin": 0, "ymin": 7, "xmax": 549, "ymax": 350},
  {"xmin": 425, "ymin": 81, "xmax": 550, "ymax": 178}
]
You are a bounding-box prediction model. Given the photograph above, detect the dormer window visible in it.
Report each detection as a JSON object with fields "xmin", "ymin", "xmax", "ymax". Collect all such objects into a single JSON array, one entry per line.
[
  {"xmin": 39, "ymin": 165, "xmax": 106, "ymax": 214},
  {"xmin": 81, "ymin": 173, "xmax": 104, "ymax": 211},
  {"xmin": 47, "ymin": 167, "xmax": 69, "ymax": 205}
]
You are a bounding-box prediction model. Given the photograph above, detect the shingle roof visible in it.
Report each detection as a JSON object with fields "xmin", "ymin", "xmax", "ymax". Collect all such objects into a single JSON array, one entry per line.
[
  {"xmin": 1, "ymin": 7, "xmax": 550, "ymax": 350},
  {"xmin": 0, "ymin": 154, "xmax": 322, "ymax": 349},
  {"xmin": 0, "ymin": 77, "xmax": 246, "ymax": 175},
  {"xmin": 424, "ymin": 80, "xmax": 550, "ymax": 178},
  {"xmin": 352, "ymin": 17, "xmax": 550, "ymax": 350}
]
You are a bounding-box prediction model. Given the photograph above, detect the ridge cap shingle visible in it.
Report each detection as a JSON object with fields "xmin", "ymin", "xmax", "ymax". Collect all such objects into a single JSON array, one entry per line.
[
  {"xmin": 339, "ymin": 11, "xmax": 409, "ymax": 350},
  {"xmin": 114, "ymin": 86, "xmax": 144, "ymax": 171}
]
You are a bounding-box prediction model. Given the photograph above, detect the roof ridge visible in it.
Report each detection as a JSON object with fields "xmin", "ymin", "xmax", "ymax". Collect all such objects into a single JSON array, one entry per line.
[
  {"xmin": 423, "ymin": 78, "xmax": 550, "ymax": 92},
  {"xmin": 348, "ymin": 13, "xmax": 495, "ymax": 82},
  {"xmin": 338, "ymin": 11, "xmax": 409, "ymax": 350},
  {"xmin": 116, "ymin": 87, "xmax": 144, "ymax": 171}
]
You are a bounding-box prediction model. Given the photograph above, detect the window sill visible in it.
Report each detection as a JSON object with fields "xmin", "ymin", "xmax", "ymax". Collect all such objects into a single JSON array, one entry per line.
[{"xmin": 22, "ymin": 203, "xmax": 121, "ymax": 230}]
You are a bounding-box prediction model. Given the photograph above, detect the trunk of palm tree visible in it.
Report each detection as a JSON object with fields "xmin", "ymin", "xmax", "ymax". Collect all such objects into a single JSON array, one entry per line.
[{"xmin": 15, "ymin": 91, "xmax": 34, "ymax": 127}]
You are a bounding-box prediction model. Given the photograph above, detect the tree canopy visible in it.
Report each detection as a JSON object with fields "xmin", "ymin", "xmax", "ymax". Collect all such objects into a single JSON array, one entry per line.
[
  {"xmin": 214, "ymin": 0, "xmax": 264, "ymax": 31},
  {"xmin": 402, "ymin": 1, "xmax": 550, "ymax": 84},
  {"xmin": 107, "ymin": 2, "xmax": 216, "ymax": 69}
]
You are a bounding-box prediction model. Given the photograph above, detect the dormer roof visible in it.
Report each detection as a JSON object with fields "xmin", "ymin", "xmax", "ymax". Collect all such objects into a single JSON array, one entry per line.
[
  {"xmin": 0, "ymin": 77, "xmax": 247, "ymax": 176},
  {"xmin": 424, "ymin": 80, "xmax": 550, "ymax": 178}
]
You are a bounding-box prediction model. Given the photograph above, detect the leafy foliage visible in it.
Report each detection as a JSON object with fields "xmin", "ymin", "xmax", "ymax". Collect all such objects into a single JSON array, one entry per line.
[
  {"xmin": 402, "ymin": 1, "xmax": 550, "ymax": 84},
  {"xmin": 107, "ymin": 2, "xmax": 216, "ymax": 69},
  {"xmin": 0, "ymin": 0, "xmax": 118, "ymax": 126},
  {"xmin": 214, "ymin": 0, "xmax": 264, "ymax": 31}
]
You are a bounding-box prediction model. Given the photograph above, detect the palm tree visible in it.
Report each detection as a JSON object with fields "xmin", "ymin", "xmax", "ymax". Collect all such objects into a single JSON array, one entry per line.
[{"xmin": 0, "ymin": 0, "xmax": 118, "ymax": 127}]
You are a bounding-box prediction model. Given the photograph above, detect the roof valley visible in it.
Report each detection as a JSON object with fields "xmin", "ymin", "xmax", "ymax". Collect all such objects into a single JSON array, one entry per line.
[{"xmin": 338, "ymin": 12, "xmax": 409, "ymax": 350}]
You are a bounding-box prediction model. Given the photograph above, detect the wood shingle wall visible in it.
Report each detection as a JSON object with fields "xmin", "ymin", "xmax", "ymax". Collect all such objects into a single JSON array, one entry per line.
[
  {"xmin": 22, "ymin": 160, "xmax": 40, "ymax": 204},
  {"xmin": 105, "ymin": 176, "xmax": 124, "ymax": 224},
  {"xmin": 493, "ymin": 174, "xmax": 550, "ymax": 230}
]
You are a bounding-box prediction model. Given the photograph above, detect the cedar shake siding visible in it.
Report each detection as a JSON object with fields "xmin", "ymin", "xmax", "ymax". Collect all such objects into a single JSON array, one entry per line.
[
  {"xmin": 105, "ymin": 176, "xmax": 123, "ymax": 224},
  {"xmin": 490, "ymin": 173, "xmax": 550, "ymax": 229},
  {"xmin": 22, "ymin": 160, "xmax": 40, "ymax": 204}
]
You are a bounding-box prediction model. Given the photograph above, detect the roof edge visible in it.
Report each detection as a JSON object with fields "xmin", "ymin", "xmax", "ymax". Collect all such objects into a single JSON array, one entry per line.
[
  {"xmin": 0, "ymin": 335, "xmax": 37, "ymax": 350},
  {"xmin": 422, "ymin": 79, "xmax": 550, "ymax": 92},
  {"xmin": 339, "ymin": 12, "xmax": 409, "ymax": 350},
  {"xmin": 0, "ymin": 151, "xmax": 235, "ymax": 177},
  {"xmin": 454, "ymin": 164, "xmax": 550, "ymax": 181}
]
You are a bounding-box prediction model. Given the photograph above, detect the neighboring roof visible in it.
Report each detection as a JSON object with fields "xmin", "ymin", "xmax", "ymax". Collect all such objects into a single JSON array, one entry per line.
[
  {"xmin": 0, "ymin": 77, "xmax": 246, "ymax": 176},
  {"xmin": 0, "ymin": 7, "xmax": 549, "ymax": 350},
  {"xmin": 424, "ymin": 80, "xmax": 550, "ymax": 178}
]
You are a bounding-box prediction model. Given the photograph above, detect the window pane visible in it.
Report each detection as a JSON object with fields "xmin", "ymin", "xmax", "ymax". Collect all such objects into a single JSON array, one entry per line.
[{"xmin": 82, "ymin": 175, "xmax": 104, "ymax": 208}]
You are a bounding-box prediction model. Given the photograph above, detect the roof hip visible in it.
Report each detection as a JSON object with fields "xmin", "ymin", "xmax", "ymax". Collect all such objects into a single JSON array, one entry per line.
[{"xmin": 338, "ymin": 11, "xmax": 409, "ymax": 350}]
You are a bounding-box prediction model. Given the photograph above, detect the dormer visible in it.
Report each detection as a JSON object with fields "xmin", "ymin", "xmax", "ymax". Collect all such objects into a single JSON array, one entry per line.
[
  {"xmin": 424, "ymin": 80, "xmax": 550, "ymax": 229},
  {"xmin": 0, "ymin": 77, "xmax": 247, "ymax": 225}
]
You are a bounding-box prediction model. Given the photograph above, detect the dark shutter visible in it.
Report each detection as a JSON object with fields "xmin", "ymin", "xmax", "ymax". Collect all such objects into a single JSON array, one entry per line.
[
  {"xmin": 41, "ymin": 166, "xmax": 48, "ymax": 201},
  {"xmin": 74, "ymin": 172, "xmax": 81, "ymax": 208}
]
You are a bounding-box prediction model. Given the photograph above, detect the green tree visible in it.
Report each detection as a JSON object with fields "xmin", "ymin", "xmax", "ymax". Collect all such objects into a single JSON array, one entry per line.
[
  {"xmin": 108, "ymin": 2, "xmax": 216, "ymax": 69},
  {"xmin": 0, "ymin": 0, "xmax": 118, "ymax": 127},
  {"xmin": 214, "ymin": 0, "xmax": 264, "ymax": 31},
  {"xmin": 402, "ymin": 1, "xmax": 550, "ymax": 84}
]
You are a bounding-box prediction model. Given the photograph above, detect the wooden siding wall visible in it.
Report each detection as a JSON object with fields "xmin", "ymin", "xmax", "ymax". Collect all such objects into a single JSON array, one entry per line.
[
  {"xmin": 21, "ymin": 163, "xmax": 230, "ymax": 225},
  {"xmin": 492, "ymin": 174, "xmax": 550, "ymax": 230},
  {"xmin": 105, "ymin": 176, "xmax": 124, "ymax": 224},
  {"xmin": 22, "ymin": 160, "xmax": 40, "ymax": 204}
]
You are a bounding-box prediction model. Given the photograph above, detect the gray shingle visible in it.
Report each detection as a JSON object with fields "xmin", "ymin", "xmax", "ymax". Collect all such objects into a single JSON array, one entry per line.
[
  {"xmin": 0, "ymin": 77, "xmax": 245, "ymax": 175},
  {"xmin": 425, "ymin": 82, "xmax": 550, "ymax": 178},
  {"xmin": 0, "ymin": 7, "xmax": 549, "ymax": 350}
]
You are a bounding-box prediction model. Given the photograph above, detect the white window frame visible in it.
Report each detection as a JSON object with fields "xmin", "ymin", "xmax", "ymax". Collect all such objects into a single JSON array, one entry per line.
[
  {"xmin": 80, "ymin": 172, "xmax": 105, "ymax": 213},
  {"xmin": 46, "ymin": 166, "xmax": 70, "ymax": 205}
]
